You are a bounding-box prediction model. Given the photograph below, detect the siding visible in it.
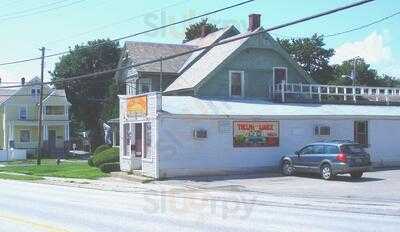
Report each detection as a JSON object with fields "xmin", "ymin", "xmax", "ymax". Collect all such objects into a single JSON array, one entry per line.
[
  {"xmin": 197, "ymin": 48, "xmax": 308, "ymax": 98},
  {"xmin": 157, "ymin": 116, "xmax": 400, "ymax": 178}
]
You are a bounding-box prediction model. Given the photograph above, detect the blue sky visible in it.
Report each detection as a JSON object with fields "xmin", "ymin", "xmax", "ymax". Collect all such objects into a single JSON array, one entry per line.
[{"xmin": 0, "ymin": 0, "xmax": 399, "ymax": 83}]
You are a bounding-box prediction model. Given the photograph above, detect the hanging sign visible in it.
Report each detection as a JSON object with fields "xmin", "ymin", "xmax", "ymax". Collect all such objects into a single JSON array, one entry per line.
[
  {"xmin": 126, "ymin": 96, "xmax": 147, "ymax": 117},
  {"xmin": 233, "ymin": 121, "xmax": 279, "ymax": 147}
]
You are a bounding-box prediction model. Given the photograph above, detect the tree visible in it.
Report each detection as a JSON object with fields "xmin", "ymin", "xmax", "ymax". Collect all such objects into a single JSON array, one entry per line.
[
  {"xmin": 330, "ymin": 58, "xmax": 378, "ymax": 86},
  {"xmin": 51, "ymin": 39, "xmax": 121, "ymax": 150},
  {"xmin": 278, "ymin": 34, "xmax": 335, "ymax": 84},
  {"xmin": 184, "ymin": 18, "xmax": 219, "ymax": 42}
]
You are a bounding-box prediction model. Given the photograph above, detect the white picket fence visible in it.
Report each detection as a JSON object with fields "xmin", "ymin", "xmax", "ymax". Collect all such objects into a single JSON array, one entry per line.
[{"xmin": 0, "ymin": 149, "xmax": 27, "ymax": 162}]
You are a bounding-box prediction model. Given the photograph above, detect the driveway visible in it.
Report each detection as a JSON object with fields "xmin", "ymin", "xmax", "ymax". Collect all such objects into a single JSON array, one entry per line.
[{"xmin": 160, "ymin": 168, "xmax": 400, "ymax": 202}]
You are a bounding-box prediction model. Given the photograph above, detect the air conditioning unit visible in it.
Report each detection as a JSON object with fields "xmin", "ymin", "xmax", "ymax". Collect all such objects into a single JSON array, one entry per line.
[{"xmin": 193, "ymin": 129, "xmax": 207, "ymax": 139}]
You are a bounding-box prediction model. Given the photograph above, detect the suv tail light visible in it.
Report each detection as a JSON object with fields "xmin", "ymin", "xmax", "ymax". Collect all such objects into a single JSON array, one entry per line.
[{"xmin": 336, "ymin": 153, "xmax": 347, "ymax": 163}]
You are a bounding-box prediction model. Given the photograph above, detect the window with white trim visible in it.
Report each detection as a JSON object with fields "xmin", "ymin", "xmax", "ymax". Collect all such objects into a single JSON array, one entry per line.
[
  {"xmin": 20, "ymin": 130, "xmax": 30, "ymax": 142},
  {"xmin": 229, "ymin": 71, "xmax": 244, "ymax": 97},
  {"xmin": 138, "ymin": 78, "xmax": 152, "ymax": 94},
  {"xmin": 314, "ymin": 125, "xmax": 331, "ymax": 137},
  {"xmin": 273, "ymin": 67, "xmax": 287, "ymax": 85},
  {"xmin": 19, "ymin": 106, "xmax": 27, "ymax": 120}
]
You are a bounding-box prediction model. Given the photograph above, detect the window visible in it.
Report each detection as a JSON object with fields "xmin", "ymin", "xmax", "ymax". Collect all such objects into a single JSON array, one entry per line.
[
  {"xmin": 273, "ymin": 67, "xmax": 287, "ymax": 85},
  {"xmin": 193, "ymin": 129, "xmax": 207, "ymax": 139},
  {"xmin": 19, "ymin": 107, "xmax": 27, "ymax": 120},
  {"xmin": 45, "ymin": 106, "xmax": 64, "ymax": 115},
  {"xmin": 126, "ymin": 79, "xmax": 135, "ymax": 95},
  {"xmin": 143, "ymin": 123, "xmax": 152, "ymax": 159},
  {"xmin": 299, "ymin": 146, "xmax": 314, "ymax": 155},
  {"xmin": 20, "ymin": 130, "xmax": 30, "ymax": 142},
  {"xmin": 312, "ymin": 145, "xmax": 325, "ymax": 154},
  {"xmin": 138, "ymin": 78, "xmax": 151, "ymax": 94},
  {"xmin": 314, "ymin": 125, "xmax": 331, "ymax": 136},
  {"xmin": 31, "ymin": 88, "xmax": 40, "ymax": 96},
  {"xmin": 354, "ymin": 121, "xmax": 368, "ymax": 146},
  {"xmin": 229, "ymin": 71, "xmax": 244, "ymax": 97},
  {"xmin": 326, "ymin": 145, "xmax": 340, "ymax": 154}
]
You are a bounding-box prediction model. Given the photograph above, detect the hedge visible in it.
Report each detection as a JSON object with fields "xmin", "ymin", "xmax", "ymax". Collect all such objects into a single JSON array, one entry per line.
[
  {"xmin": 93, "ymin": 144, "xmax": 111, "ymax": 155},
  {"xmin": 92, "ymin": 147, "xmax": 119, "ymax": 167},
  {"xmin": 87, "ymin": 157, "xmax": 95, "ymax": 167},
  {"xmin": 99, "ymin": 162, "xmax": 120, "ymax": 173}
]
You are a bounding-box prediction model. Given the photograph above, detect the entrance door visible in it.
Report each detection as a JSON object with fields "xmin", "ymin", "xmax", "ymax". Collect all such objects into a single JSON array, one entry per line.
[
  {"xmin": 48, "ymin": 130, "xmax": 56, "ymax": 152},
  {"xmin": 134, "ymin": 124, "xmax": 142, "ymax": 157}
]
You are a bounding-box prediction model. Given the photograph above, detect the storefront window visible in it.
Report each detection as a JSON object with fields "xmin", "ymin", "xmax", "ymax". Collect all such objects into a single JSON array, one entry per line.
[
  {"xmin": 354, "ymin": 121, "xmax": 368, "ymax": 146},
  {"xmin": 143, "ymin": 123, "xmax": 152, "ymax": 158}
]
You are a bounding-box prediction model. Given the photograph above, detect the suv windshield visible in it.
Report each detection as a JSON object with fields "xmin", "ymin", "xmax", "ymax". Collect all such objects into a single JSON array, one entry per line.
[{"xmin": 341, "ymin": 144, "xmax": 365, "ymax": 154}]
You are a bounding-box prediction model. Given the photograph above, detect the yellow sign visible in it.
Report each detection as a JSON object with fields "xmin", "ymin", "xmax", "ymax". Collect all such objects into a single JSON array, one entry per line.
[{"xmin": 127, "ymin": 96, "xmax": 147, "ymax": 117}]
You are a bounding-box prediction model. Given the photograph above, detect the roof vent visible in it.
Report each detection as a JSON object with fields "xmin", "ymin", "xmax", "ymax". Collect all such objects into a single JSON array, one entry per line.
[{"xmin": 248, "ymin": 14, "xmax": 261, "ymax": 31}]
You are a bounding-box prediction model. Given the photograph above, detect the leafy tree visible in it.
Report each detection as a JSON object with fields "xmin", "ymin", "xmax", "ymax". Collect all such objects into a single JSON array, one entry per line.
[
  {"xmin": 330, "ymin": 58, "xmax": 378, "ymax": 86},
  {"xmin": 184, "ymin": 18, "xmax": 219, "ymax": 42},
  {"xmin": 51, "ymin": 39, "xmax": 121, "ymax": 150},
  {"xmin": 278, "ymin": 34, "xmax": 335, "ymax": 84}
]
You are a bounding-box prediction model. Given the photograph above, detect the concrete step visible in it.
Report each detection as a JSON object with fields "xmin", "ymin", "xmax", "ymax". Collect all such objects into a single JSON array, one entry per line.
[{"xmin": 110, "ymin": 171, "xmax": 153, "ymax": 183}]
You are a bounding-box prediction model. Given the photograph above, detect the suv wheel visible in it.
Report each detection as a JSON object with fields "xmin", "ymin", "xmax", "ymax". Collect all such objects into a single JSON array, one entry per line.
[
  {"xmin": 350, "ymin": 172, "xmax": 363, "ymax": 178},
  {"xmin": 320, "ymin": 164, "xmax": 334, "ymax": 180},
  {"xmin": 281, "ymin": 161, "xmax": 294, "ymax": 176}
]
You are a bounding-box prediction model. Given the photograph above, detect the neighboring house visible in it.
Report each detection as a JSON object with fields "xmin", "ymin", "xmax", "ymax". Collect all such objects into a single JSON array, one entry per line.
[
  {"xmin": 0, "ymin": 77, "xmax": 71, "ymax": 156},
  {"xmin": 116, "ymin": 14, "xmax": 400, "ymax": 179}
]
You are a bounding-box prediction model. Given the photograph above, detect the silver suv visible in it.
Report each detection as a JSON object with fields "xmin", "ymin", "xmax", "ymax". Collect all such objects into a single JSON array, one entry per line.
[{"xmin": 280, "ymin": 140, "xmax": 372, "ymax": 180}]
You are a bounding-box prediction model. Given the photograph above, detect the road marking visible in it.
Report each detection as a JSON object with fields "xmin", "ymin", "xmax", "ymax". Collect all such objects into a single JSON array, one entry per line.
[{"xmin": 0, "ymin": 212, "xmax": 71, "ymax": 232}]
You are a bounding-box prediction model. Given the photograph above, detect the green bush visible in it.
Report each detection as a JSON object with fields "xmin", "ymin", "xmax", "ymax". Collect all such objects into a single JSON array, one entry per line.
[
  {"xmin": 88, "ymin": 157, "xmax": 94, "ymax": 167},
  {"xmin": 93, "ymin": 144, "xmax": 111, "ymax": 155},
  {"xmin": 92, "ymin": 147, "xmax": 119, "ymax": 167},
  {"xmin": 99, "ymin": 162, "xmax": 120, "ymax": 173}
]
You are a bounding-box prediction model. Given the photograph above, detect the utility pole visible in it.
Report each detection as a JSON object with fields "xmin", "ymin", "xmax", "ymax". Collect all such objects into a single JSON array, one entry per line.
[
  {"xmin": 352, "ymin": 57, "xmax": 358, "ymax": 86},
  {"xmin": 37, "ymin": 47, "xmax": 45, "ymax": 165},
  {"xmin": 159, "ymin": 57, "xmax": 163, "ymax": 92}
]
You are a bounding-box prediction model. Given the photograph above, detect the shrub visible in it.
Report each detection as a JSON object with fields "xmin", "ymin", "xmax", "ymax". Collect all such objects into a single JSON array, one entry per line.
[
  {"xmin": 93, "ymin": 144, "xmax": 111, "ymax": 155},
  {"xmin": 92, "ymin": 147, "xmax": 119, "ymax": 167},
  {"xmin": 99, "ymin": 162, "xmax": 120, "ymax": 173},
  {"xmin": 88, "ymin": 157, "xmax": 94, "ymax": 167}
]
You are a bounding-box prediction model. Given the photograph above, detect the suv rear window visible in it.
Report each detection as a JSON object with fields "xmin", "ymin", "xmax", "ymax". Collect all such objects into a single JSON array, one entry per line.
[{"xmin": 341, "ymin": 144, "xmax": 366, "ymax": 154}]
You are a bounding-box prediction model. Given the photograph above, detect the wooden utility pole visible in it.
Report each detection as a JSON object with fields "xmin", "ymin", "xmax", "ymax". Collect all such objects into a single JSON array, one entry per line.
[
  {"xmin": 37, "ymin": 47, "xmax": 45, "ymax": 165},
  {"xmin": 159, "ymin": 57, "xmax": 163, "ymax": 92}
]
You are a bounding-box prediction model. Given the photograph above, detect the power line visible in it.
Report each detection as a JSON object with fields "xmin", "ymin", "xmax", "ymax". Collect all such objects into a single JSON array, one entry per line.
[
  {"xmin": 0, "ymin": 0, "xmax": 255, "ymax": 66},
  {"xmin": 0, "ymin": 0, "xmax": 87, "ymax": 22},
  {"xmin": 324, "ymin": 10, "xmax": 400, "ymax": 38},
  {"xmin": 44, "ymin": 0, "xmax": 191, "ymax": 46},
  {"xmin": 0, "ymin": 0, "xmax": 69, "ymax": 18},
  {"xmin": 271, "ymin": 9, "xmax": 400, "ymax": 40},
  {"xmin": 0, "ymin": 0, "xmax": 375, "ymax": 89}
]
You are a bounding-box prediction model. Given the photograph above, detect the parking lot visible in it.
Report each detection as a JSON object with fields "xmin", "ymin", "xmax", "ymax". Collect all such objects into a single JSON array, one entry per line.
[{"xmin": 161, "ymin": 168, "xmax": 400, "ymax": 202}]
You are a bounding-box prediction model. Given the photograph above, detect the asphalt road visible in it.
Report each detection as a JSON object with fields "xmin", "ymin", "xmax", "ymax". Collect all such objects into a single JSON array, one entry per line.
[{"xmin": 0, "ymin": 170, "xmax": 399, "ymax": 232}]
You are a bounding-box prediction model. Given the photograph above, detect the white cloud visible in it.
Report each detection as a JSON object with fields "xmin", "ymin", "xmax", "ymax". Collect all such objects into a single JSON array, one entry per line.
[{"xmin": 331, "ymin": 32, "xmax": 392, "ymax": 64}]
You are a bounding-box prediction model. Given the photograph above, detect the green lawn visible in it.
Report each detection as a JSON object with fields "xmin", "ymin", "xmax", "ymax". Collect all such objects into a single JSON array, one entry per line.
[
  {"xmin": 0, "ymin": 173, "xmax": 44, "ymax": 181},
  {"xmin": 0, "ymin": 159, "xmax": 108, "ymax": 180}
]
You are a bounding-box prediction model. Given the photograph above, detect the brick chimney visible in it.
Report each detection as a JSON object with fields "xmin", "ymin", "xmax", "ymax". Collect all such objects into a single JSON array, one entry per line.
[
  {"xmin": 248, "ymin": 14, "xmax": 261, "ymax": 31},
  {"xmin": 21, "ymin": 77, "xmax": 25, "ymax": 85}
]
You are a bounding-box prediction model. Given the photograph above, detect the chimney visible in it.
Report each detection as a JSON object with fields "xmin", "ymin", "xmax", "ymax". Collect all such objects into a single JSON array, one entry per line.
[
  {"xmin": 248, "ymin": 14, "xmax": 261, "ymax": 31},
  {"xmin": 200, "ymin": 25, "xmax": 207, "ymax": 38},
  {"xmin": 21, "ymin": 77, "xmax": 25, "ymax": 85}
]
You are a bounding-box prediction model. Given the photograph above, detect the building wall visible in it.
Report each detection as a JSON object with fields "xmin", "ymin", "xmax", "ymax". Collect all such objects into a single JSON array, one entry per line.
[
  {"xmin": 196, "ymin": 48, "xmax": 309, "ymax": 98},
  {"xmin": 156, "ymin": 116, "xmax": 400, "ymax": 178}
]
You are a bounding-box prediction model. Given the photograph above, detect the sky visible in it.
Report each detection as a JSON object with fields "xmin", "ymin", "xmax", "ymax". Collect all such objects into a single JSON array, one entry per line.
[{"xmin": 0, "ymin": 0, "xmax": 399, "ymax": 83}]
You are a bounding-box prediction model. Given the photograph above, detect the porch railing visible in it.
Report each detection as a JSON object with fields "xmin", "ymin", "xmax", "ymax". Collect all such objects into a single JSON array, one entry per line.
[{"xmin": 272, "ymin": 82, "xmax": 400, "ymax": 104}]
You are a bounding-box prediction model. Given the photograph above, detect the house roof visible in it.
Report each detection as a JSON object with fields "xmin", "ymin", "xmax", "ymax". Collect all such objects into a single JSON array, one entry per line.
[
  {"xmin": 161, "ymin": 96, "xmax": 400, "ymax": 118},
  {"xmin": 125, "ymin": 42, "xmax": 196, "ymax": 74},
  {"xmin": 165, "ymin": 29, "xmax": 253, "ymax": 93}
]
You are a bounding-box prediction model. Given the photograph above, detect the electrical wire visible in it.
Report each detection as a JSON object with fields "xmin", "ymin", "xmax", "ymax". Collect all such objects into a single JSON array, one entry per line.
[
  {"xmin": 0, "ymin": 0, "xmax": 70, "ymax": 18},
  {"xmin": 0, "ymin": 0, "xmax": 376, "ymax": 89},
  {"xmin": 0, "ymin": 0, "xmax": 255, "ymax": 66}
]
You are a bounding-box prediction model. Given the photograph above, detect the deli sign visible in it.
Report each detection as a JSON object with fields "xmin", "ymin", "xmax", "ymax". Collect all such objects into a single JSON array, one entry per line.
[
  {"xmin": 233, "ymin": 121, "xmax": 279, "ymax": 147},
  {"xmin": 126, "ymin": 96, "xmax": 147, "ymax": 118}
]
